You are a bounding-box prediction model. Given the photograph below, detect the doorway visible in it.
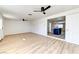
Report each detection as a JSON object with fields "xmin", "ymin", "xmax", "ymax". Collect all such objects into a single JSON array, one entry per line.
[{"xmin": 47, "ymin": 16, "xmax": 65, "ymax": 39}]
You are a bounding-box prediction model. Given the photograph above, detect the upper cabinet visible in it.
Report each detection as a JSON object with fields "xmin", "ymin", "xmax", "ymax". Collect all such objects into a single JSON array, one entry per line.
[{"xmin": 66, "ymin": 13, "xmax": 79, "ymax": 45}]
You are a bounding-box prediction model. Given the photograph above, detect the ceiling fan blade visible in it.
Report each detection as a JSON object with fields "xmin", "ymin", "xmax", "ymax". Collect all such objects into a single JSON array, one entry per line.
[
  {"xmin": 44, "ymin": 5, "xmax": 51, "ymax": 11},
  {"xmin": 33, "ymin": 5, "xmax": 51, "ymax": 15},
  {"xmin": 33, "ymin": 10, "xmax": 41, "ymax": 12}
]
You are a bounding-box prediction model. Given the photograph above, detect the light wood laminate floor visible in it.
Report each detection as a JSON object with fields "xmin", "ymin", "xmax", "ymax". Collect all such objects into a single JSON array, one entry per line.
[{"xmin": 0, "ymin": 32, "xmax": 79, "ymax": 54}]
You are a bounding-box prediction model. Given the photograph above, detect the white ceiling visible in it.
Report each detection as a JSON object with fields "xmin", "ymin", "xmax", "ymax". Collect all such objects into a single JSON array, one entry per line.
[{"xmin": 0, "ymin": 5, "xmax": 79, "ymax": 20}]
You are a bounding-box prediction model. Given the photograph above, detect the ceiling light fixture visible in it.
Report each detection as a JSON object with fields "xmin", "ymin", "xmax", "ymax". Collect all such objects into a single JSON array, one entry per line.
[{"xmin": 28, "ymin": 14, "xmax": 32, "ymax": 15}]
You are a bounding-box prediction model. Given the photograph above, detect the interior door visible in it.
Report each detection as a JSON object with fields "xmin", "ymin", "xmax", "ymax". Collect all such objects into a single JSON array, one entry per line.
[{"xmin": 66, "ymin": 13, "xmax": 79, "ymax": 45}]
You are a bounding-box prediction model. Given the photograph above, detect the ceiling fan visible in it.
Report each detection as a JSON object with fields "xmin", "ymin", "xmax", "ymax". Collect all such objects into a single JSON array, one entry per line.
[
  {"xmin": 22, "ymin": 19, "xmax": 29, "ymax": 21},
  {"xmin": 33, "ymin": 5, "xmax": 51, "ymax": 14}
]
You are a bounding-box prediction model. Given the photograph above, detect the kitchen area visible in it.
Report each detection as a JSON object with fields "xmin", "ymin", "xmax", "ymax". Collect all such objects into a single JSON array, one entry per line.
[{"xmin": 47, "ymin": 16, "xmax": 65, "ymax": 39}]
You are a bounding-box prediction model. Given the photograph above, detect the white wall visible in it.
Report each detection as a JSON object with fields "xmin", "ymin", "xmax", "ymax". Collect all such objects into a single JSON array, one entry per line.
[
  {"xmin": 3, "ymin": 8, "xmax": 79, "ymax": 36},
  {"xmin": 4, "ymin": 19, "xmax": 31, "ymax": 35},
  {"xmin": 0, "ymin": 15, "xmax": 2, "ymax": 29},
  {"xmin": 66, "ymin": 13, "xmax": 79, "ymax": 45},
  {"xmin": 31, "ymin": 19, "xmax": 47, "ymax": 36},
  {"xmin": 31, "ymin": 8, "xmax": 79, "ymax": 36},
  {"xmin": 0, "ymin": 14, "xmax": 4, "ymax": 40}
]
